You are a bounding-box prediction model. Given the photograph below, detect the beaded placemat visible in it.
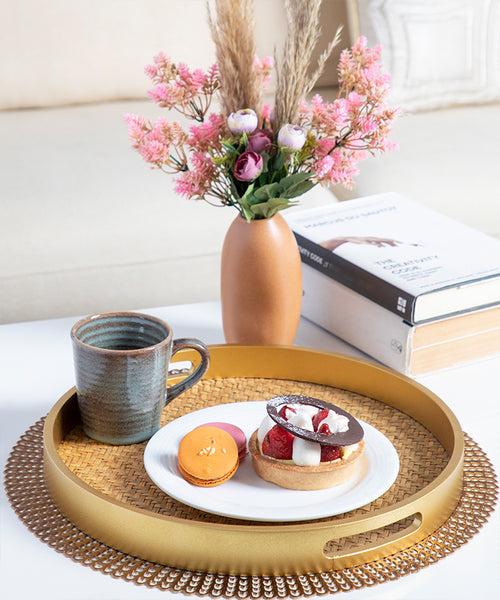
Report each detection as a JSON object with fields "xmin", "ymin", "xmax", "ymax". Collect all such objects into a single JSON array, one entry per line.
[{"xmin": 3, "ymin": 377, "xmax": 498, "ymax": 597}]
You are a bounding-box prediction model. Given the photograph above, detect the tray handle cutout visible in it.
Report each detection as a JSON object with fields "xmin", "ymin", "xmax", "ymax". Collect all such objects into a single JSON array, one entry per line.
[
  {"xmin": 168, "ymin": 360, "xmax": 193, "ymax": 376},
  {"xmin": 323, "ymin": 513, "xmax": 422, "ymax": 562}
]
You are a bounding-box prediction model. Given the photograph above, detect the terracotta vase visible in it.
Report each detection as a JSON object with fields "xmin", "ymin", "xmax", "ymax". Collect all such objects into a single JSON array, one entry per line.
[{"xmin": 221, "ymin": 213, "xmax": 302, "ymax": 345}]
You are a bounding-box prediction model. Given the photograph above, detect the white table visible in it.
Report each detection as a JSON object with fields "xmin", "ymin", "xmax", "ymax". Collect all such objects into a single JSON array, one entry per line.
[{"xmin": 1, "ymin": 302, "xmax": 498, "ymax": 600}]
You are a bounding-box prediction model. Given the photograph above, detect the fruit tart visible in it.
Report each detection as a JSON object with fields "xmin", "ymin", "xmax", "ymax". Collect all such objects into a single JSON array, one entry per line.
[{"xmin": 249, "ymin": 395, "xmax": 365, "ymax": 490}]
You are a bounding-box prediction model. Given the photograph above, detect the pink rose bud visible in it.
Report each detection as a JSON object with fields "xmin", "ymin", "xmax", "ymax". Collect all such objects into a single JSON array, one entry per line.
[
  {"xmin": 233, "ymin": 151, "xmax": 263, "ymax": 182},
  {"xmin": 277, "ymin": 124, "xmax": 306, "ymax": 150},
  {"xmin": 227, "ymin": 109, "xmax": 258, "ymax": 135},
  {"xmin": 247, "ymin": 129, "xmax": 273, "ymax": 153}
]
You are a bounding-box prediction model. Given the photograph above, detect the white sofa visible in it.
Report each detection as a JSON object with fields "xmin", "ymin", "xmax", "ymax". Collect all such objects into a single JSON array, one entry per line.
[{"xmin": 1, "ymin": 0, "xmax": 498, "ymax": 324}]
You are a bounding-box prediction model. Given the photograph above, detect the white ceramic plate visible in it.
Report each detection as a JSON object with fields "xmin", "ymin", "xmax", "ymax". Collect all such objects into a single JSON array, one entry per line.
[{"xmin": 144, "ymin": 401, "xmax": 399, "ymax": 522}]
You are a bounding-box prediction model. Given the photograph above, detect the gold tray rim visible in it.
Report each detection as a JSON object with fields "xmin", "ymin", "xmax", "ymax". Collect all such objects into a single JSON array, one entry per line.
[{"xmin": 43, "ymin": 344, "xmax": 464, "ymax": 573}]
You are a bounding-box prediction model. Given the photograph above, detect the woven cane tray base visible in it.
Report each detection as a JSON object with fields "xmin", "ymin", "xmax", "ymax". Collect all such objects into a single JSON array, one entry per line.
[
  {"xmin": 56, "ymin": 378, "xmax": 448, "ymax": 531},
  {"xmin": 4, "ymin": 416, "xmax": 497, "ymax": 597}
]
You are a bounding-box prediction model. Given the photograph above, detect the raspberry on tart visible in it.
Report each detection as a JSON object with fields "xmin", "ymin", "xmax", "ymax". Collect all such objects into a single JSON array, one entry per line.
[
  {"xmin": 318, "ymin": 421, "xmax": 332, "ymax": 435},
  {"xmin": 320, "ymin": 444, "xmax": 341, "ymax": 462},
  {"xmin": 251, "ymin": 396, "xmax": 365, "ymax": 490},
  {"xmin": 262, "ymin": 425, "xmax": 294, "ymax": 460},
  {"xmin": 312, "ymin": 409, "xmax": 329, "ymax": 431},
  {"xmin": 278, "ymin": 405, "xmax": 297, "ymax": 420}
]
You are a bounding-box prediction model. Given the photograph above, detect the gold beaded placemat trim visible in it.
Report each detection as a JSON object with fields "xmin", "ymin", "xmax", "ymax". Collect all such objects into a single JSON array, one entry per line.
[{"xmin": 4, "ymin": 420, "xmax": 498, "ymax": 596}]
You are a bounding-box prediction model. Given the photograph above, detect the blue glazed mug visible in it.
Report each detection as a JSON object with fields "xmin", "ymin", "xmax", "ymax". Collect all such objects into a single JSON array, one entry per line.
[{"xmin": 71, "ymin": 311, "xmax": 210, "ymax": 445}]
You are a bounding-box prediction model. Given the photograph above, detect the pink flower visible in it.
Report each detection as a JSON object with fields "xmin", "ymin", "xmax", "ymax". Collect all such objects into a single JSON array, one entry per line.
[
  {"xmin": 352, "ymin": 37, "xmax": 382, "ymax": 67},
  {"xmin": 314, "ymin": 155, "xmax": 335, "ymax": 178},
  {"xmin": 298, "ymin": 36, "xmax": 398, "ymax": 190},
  {"xmin": 188, "ymin": 113, "xmax": 226, "ymax": 151},
  {"xmin": 124, "ymin": 113, "xmax": 147, "ymax": 142},
  {"xmin": 144, "ymin": 52, "xmax": 172, "ymax": 80},
  {"xmin": 254, "ymin": 55, "xmax": 273, "ymax": 86},
  {"xmin": 312, "ymin": 147, "xmax": 362, "ymax": 188},
  {"xmin": 357, "ymin": 115, "xmax": 377, "ymax": 134},
  {"xmin": 247, "ymin": 129, "xmax": 273, "ymax": 153},
  {"xmin": 126, "ymin": 41, "xmax": 398, "ymax": 211},
  {"xmin": 147, "ymin": 83, "xmax": 171, "ymax": 105},
  {"xmin": 144, "ymin": 54, "xmax": 220, "ymax": 121},
  {"xmin": 233, "ymin": 151, "xmax": 263, "ymax": 181},
  {"xmin": 300, "ymin": 95, "xmax": 349, "ymax": 138},
  {"xmin": 124, "ymin": 114, "xmax": 188, "ymax": 169},
  {"xmin": 338, "ymin": 37, "xmax": 391, "ymax": 101},
  {"xmin": 260, "ymin": 56, "xmax": 273, "ymax": 69},
  {"xmin": 177, "ymin": 63, "xmax": 205, "ymax": 94},
  {"xmin": 277, "ymin": 124, "xmax": 306, "ymax": 150},
  {"xmin": 346, "ymin": 91, "xmax": 364, "ymax": 111},
  {"xmin": 227, "ymin": 109, "xmax": 258, "ymax": 135},
  {"xmin": 260, "ymin": 103, "xmax": 272, "ymax": 123},
  {"xmin": 154, "ymin": 51, "xmax": 169, "ymax": 65},
  {"xmin": 174, "ymin": 152, "xmax": 216, "ymax": 198},
  {"xmin": 315, "ymin": 138, "xmax": 335, "ymax": 157},
  {"xmin": 138, "ymin": 139, "xmax": 167, "ymax": 163}
]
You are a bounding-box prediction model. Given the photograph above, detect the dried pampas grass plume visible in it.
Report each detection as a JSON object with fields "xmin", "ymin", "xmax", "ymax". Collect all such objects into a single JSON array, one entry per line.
[
  {"xmin": 208, "ymin": 0, "xmax": 260, "ymax": 115},
  {"xmin": 274, "ymin": 0, "xmax": 342, "ymax": 131}
]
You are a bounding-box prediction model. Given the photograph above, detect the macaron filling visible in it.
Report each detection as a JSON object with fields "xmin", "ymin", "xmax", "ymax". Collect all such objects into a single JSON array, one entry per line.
[{"xmin": 178, "ymin": 461, "xmax": 238, "ymax": 487}]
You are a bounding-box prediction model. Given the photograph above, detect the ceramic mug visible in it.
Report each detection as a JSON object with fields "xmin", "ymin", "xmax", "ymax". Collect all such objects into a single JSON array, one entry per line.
[{"xmin": 71, "ymin": 311, "xmax": 210, "ymax": 445}]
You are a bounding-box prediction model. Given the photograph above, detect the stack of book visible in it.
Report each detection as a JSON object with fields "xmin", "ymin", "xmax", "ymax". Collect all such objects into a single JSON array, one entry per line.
[{"xmin": 285, "ymin": 193, "xmax": 500, "ymax": 376}]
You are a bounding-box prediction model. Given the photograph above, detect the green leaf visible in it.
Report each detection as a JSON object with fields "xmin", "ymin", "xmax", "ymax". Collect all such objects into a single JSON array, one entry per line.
[
  {"xmin": 241, "ymin": 182, "xmax": 255, "ymax": 199},
  {"xmin": 271, "ymin": 165, "xmax": 288, "ymax": 184},
  {"xmin": 212, "ymin": 156, "xmax": 227, "ymax": 166},
  {"xmin": 261, "ymin": 152, "xmax": 270, "ymax": 173},
  {"xmin": 249, "ymin": 197, "xmax": 296, "ymax": 219},
  {"xmin": 257, "ymin": 171, "xmax": 268, "ymax": 188},
  {"xmin": 276, "ymin": 173, "xmax": 315, "ymax": 199},
  {"xmin": 245, "ymin": 194, "xmax": 260, "ymax": 206},
  {"xmin": 252, "ymin": 182, "xmax": 282, "ymax": 201},
  {"xmin": 236, "ymin": 132, "xmax": 248, "ymax": 152},
  {"xmin": 281, "ymin": 179, "xmax": 315, "ymax": 199},
  {"xmin": 271, "ymin": 151, "xmax": 284, "ymax": 173},
  {"xmin": 278, "ymin": 172, "xmax": 313, "ymax": 190},
  {"xmin": 240, "ymin": 204, "xmax": 255, "ymax": 222},
  {"xmin": 221, "ymin": 141, "xmax": 239, "ymax": 155},
  {"xmin": 236, "ymin": 183, "xmax": 257, "ymax": 217}
]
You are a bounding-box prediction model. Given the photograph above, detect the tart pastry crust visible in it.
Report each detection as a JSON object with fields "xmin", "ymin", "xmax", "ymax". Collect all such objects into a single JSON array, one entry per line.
[{"xmin": 249, "ymin": 431, "xmax": 365, "ymax": 490}]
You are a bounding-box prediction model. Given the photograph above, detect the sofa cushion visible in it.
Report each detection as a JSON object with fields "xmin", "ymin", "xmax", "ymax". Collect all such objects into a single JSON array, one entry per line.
[
  {"xmin": 0, "ymin": 0, "xmax": 348, "ymax": 110},
  {"xmin": 0, "ymin": 100, "xmax": 336, "ymax": 324},
  {"xmin": 348, "ymin": 0, "xmax": 500, "ymax": 111}
]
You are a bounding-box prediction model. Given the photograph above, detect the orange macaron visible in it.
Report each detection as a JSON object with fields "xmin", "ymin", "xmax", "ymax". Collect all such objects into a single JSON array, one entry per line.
[{"xmin": 177, "ymin": 426, "xmax": 239, "ymax": 487}]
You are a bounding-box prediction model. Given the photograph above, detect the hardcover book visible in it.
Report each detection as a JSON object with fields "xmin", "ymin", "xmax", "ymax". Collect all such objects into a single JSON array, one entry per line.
[
  {"xmin": 285, "ymin": 193, "xmax": 500, "ymax": 323},
  {"xmin": 301, "ymin": 263, "xmax": 500, "ymax": 375}
]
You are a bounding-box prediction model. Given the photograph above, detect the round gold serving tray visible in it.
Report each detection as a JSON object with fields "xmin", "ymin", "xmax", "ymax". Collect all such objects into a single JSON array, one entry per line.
[{"xmin": 43, "ymin": 345, "xmax": 464, "ymax": 576}]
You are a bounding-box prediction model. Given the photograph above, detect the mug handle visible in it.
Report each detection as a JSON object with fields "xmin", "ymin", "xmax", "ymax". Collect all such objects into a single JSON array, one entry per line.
[{"xmin": 165, "ymin": 338, "xmax": 210, "ymax": 405}]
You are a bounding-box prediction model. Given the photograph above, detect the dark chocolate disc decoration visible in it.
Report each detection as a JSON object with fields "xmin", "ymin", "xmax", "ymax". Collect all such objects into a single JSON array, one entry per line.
[{"xmin": 266, "ymin": 395, "xmax": 364, "ymax": 446}]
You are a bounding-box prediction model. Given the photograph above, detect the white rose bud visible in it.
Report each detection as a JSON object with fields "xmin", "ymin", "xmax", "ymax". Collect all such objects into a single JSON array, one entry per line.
[
  {"xmin": 227, "ymin": 109, "xmax": 258, "ymax": 135},
  {"xmin": 277, "ymin": 124, "xmax": 307, "ymax": 150}
]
